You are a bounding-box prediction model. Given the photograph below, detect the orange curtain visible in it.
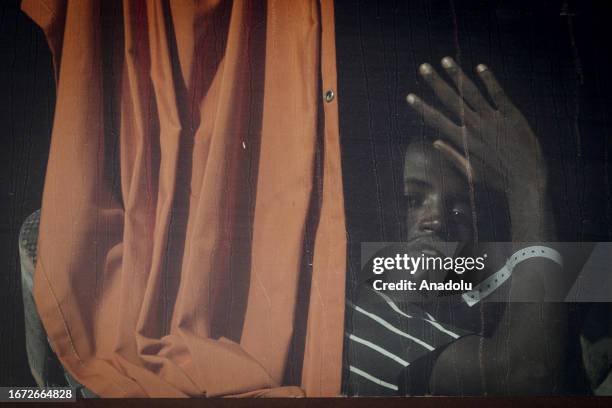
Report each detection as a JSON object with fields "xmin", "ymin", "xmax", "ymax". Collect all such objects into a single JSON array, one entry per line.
[{"xmin": 22, "ymin": 0, "xmax": 346, "ymax": 397}]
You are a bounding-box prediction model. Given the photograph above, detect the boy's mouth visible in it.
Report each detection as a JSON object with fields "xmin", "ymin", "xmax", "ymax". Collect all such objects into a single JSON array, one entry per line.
[{"xmin": 405, "ymin": 238, "xmax": 455, "ymax": 258}]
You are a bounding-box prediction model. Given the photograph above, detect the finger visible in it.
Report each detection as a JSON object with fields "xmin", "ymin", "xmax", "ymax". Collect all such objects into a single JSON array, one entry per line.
[
  {"xmin": 418, "ymin": 63, "xmax": 478, "ymax": 126},
  {"xmin": 432, "ymin": 139, "xmax": 477, "ymax": 182},
  {"xmin": 433, "ymin": 139, "xmax": 506, "ymax": 191},
  {"xmin": 440, "ymin": 56, "xmax": 494, "ymax": 114},
  {"xmin": 406, "ymin": 93, "xmax": 463, "ymax": 144},
  {"xmin": 476, "ymin": 64, "xmax": 512, "ymax": 113}
]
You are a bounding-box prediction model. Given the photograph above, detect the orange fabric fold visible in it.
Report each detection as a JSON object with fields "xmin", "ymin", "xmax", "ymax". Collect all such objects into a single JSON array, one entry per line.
[{"xmin": 22, "ymin": 0, "xmax": 346, "ymax": 397}]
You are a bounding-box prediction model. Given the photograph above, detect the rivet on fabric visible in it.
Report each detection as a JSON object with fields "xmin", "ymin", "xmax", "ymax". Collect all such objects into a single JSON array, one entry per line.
[{"xmin": 324, "ymin": 89, "xmax": 335, "ymax": 103}]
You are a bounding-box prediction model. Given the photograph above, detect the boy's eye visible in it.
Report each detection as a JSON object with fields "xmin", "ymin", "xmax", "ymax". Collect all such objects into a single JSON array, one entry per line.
[{"xmin": 450, "ymin": 203, "xmax": 471, "ymax": 221}]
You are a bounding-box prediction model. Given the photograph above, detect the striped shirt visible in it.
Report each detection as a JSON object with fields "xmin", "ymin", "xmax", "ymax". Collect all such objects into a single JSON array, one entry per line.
[{"xmin": 343, "ymin": 284, "xmax": 486, "ymax": 395}]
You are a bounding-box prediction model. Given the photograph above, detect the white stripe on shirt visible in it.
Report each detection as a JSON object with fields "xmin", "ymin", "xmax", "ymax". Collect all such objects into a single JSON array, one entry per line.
[
  {"xmin": 349, "ymin": 302, "xmax": 435, "ymax": 351},
  {"xmin": 371, "ymin": 290, "xmax": 461, "ymax": 339},
  {"xmin": 349, "ymin": 365, "xmax": 399, "ymax": 391},
  {"xmin": 348, "ymin": 334, "xmax": 410, "ymax": 366}
]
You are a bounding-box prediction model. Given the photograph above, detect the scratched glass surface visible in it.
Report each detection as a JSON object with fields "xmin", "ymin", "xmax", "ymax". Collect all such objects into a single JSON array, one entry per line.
[{"xmin": 2, "ymin": 0, "xmax": 612, "ymax": 397}]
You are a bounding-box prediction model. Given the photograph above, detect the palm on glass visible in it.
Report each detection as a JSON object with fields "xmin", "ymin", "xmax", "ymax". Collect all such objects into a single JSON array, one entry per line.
[{"xmin": 406, "ymin": 57, "xmax": 551, "ymax": 241}]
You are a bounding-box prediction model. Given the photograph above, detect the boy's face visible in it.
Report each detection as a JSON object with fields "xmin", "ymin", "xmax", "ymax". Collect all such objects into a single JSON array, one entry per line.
[{"xmin": 403, "ymin": 142, "xmax": 474, "ymax": 257}]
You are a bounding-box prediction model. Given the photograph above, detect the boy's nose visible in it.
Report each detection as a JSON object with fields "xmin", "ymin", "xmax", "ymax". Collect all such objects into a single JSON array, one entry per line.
[{"xmin": 418, "ymin": 195, "xmax": 445, "ymax": 235}]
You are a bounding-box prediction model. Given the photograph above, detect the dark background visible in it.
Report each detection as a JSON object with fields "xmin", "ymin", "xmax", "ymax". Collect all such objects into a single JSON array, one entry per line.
[{"xmin": 0, "ymin": 0, "xmax": 611, "ymax": 388}]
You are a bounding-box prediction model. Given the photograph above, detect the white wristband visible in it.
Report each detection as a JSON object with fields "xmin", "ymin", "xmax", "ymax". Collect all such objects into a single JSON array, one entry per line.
[{"xmin": 462, "ymin": 246, "xmax": 563, "ymax": 307}]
